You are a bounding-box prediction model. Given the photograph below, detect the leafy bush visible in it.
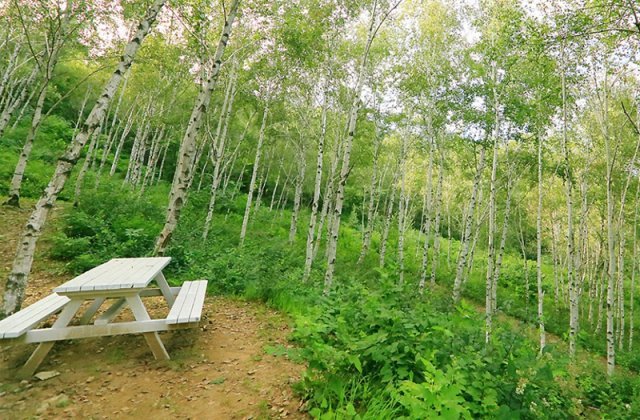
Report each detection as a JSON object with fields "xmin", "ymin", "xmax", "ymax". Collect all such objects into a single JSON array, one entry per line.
[
  {"xmin": 289, "ymin": 279, "xmax": 630, "ymax": 418},
  {"xmin": 50, "ymin": 183, "xmax": 163, "ymax": 272}
]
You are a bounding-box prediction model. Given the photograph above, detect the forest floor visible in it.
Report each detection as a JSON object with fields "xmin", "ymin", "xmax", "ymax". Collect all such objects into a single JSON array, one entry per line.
[{"xmin": 0, "ymin": 203, "xmax": 307, "ymax": 419}]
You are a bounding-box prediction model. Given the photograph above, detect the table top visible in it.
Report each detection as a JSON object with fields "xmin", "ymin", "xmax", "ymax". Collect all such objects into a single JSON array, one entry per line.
[{"xmin": 53, "ymin": 257, "xmax": 171, "ymax": 295}]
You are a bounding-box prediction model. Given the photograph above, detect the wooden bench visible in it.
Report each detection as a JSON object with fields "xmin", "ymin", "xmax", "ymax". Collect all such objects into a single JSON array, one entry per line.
[
  {"xmin": 0, "ymin": 293, "xmax": 69, "ymax": 339},
  {"xmin": 166, "ymin": 280, "xmax": 207, "ymax": 324}
]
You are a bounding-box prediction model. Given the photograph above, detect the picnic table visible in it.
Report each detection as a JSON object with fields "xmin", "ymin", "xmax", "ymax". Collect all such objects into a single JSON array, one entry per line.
[{"xmin": 0, "ymin": 257, "xmax": 207, "ymax": 378}]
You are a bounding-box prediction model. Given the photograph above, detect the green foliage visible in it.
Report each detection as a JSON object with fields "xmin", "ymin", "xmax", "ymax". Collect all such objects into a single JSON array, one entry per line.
[
  {"xmin": 50, "ymin": 182, "xmax": 164, "ymax": 272},
  {"xmin": 0, "ymin": 115, "xmax": 73, "ymax": 198},
  {"xmin": 290, "ymin": 279, "xmax": 606, "ymax": 418}
]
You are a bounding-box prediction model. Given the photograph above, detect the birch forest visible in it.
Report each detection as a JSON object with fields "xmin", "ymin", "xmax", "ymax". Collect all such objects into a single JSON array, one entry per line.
[{"xmin": 2, "ymin": 0, "xmax": 640, "ymax": 417}]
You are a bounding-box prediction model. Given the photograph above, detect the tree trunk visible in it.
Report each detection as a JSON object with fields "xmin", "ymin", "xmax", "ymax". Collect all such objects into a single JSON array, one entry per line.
[
  {"xmin": 0, "ymin": 67, "xmax": 37, "ymax": 136},
  {"xmin": 358, "ymin": 121, "xmax": 382, "ymax": 264},
  {"xmin": 560, "ymin": 50, "xmax": 578, "ymax": 359},
  {"xmin": 154, "ymin": 0, "xmax": 241, "ymax": 255},
  {"xmin": 109, "ymin": 107, "xmax": 135, "ymax": 177},
  {"xmin": 313, "ymin": 135, "xmax": 342, "ymax": 260},
  {"xmin": 379, "ymin": 166, "xmax": 399, "ymax": 269},
  {"xmin": 239, "ymin": 102, "xmax": 269, "ymax": 246},
  {"xmin": 536, "ymin": 136, "xmax": 546, "ymax": 353},
  {"xmin": 452, "ymin": 147, "xmax": 486, "ymax": 303},
  {"xmin": 5, "ymin": 85, "xmax": 50, "ymax": 207},
  {"xmin": 289, "ymin": 140, "xmax": 307, "ymax": 243},
  {"xmin": 73, "ymin": 119, "xmax": 103, "ymax": 206},
  {"xmin": 1, "ymin": 0, "xmax": 166, "ymax": 317},
  {"xmin": 96, "ymin": 70, "xmax": 130, "ymax": 185},
  {"xmin": 491, "ymin": 172, "xmax": 513, "ymax": 315},
  {"xmin": 397, "ymin": 134, "xmax": 409, "ymax": 286},
  {"xmin": 429, "ymin": 142, "xmax": 444, "ymax": 288},
  {"xmin": 323, "ymin": 0, "xmax": 397, "ymax": 293},
  {"xmin": 603, "ymin": 76, "xmax": 616, "ymax": 375},
  {"xmin": 630, "ymin": 182, "xmax": 639, "ymax": 351},
  {"xmin": 303, "ymin": 81, "xmax": 329, "ymax": 281},
  {"xmin": 202, "ymin": 75, "xmax": 241, "ymax": 240},
  {"xmin": 418, "ymin": 137, "xmax": 435, "ymax": 291}
]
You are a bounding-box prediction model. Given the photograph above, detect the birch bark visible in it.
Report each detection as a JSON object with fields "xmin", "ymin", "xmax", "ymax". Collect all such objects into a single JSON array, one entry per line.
[
  {"xmin": 302, "ymin": 81, "xmax": 329, "ymax": 281},
  {"xmin": 452, "ymin": 147, "xmax": 486, "ymax": 303},
  {"xmin": 240, "ymin": 102, "xmax": 269, "ymax": 246},
  {"xmin": 323, "ymin": 0, "xmax": 401, "ymax": 293},
  {"xmin": 154, "ymin": 0, "xmax": 241, "ymax": 254},
  {"xmin": 536, "ymin": 136, "xmax": 546, "ymax": 353}
]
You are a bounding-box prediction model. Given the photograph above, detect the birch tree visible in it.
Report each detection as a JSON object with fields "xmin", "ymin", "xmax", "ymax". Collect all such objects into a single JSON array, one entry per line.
[{"xmin": 154, "ymin": 0, "xmax": 241, "ymax": 255}]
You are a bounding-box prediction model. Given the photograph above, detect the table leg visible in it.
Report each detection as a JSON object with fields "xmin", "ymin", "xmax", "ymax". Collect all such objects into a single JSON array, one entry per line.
[
  {"xmin": 19, "ymin": 300, "xmax": 83, "ymax": 378},
  {"xmin": 154, "ymin": 272, "xmax": 175, "ymax": 308},
  {"xmin": 79, "ymin": 297, "xmax": 106, "ymax": 325},
  {"xmin": 125, "ymin": 295, "xmax": 170, "ymax": 360}
]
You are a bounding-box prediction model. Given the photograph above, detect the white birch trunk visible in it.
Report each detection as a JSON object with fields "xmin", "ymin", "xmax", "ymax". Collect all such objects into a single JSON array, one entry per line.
[
  {"xmin": 485, "ymin": 79, "xmax": 500, "ymax": 343},
  {"xmin": 418, "ymin": 138, "xmax": 435, "ymax": 291},
  {"xmin": 73, "ymin": 120, "xmax": 103, "ymax": 205},
  {"xmin": 323, "ymin": 0, "xmax": 399, "ymax": 293},
  {"xmin": 289, "ymin": 141, "xmax": 307, "ymax": 243},
  {"xmin": 452, "ymin": 147, "xmax": 486, "ymax": 303},
  {"xmin": 313, "ymin": 135, "xmax": 342, "ymax": 260},
  {"xmin": 429, "ymin": 145, "xmax": 444, "ymax": 288},
  {"xmin": 302, "ymin": 82, "xmax": 329, "ymax": 281},
  {"xmin": 536, "ymin": 136, "xmax": 546, "ymax": 353},
  {"xmin": 379, "ymin": 168, "xmax": 399, "ymax": 268},
  {"xmin": 602, "ymin": 76, "xmax": 616, "ymax": 376},
  {"xmin": 202, "ymin": 77, "xmax": 242, "ymax": 240},
  {"xmin": 397, "ymin": 134, "xmax": 409, "ymax": 286},
  {"xmin": 239, "ymin": 102, "xmax": 269, "ymax": 246},
  {"xmin": 358, "ymin": 122, "xmax": 381, "ymax": 264},
  {"xmin": 154, "ymin": 0, "xmax": 241, "ymax": 255},
  {"xmin": 109, "ymin": 107, "xmax": 135, "ymax": 177}
]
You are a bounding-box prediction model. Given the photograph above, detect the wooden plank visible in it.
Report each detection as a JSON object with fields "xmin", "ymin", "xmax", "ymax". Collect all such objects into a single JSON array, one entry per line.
[
  {"xmin": 22, "ymin": 319, "xmax": 195, "ymax": 343},
  {"xmin": 79, "ymin": 298, "xmax": 105, "ymax": 325},
  {"xmin": 139, "ymin": 287, "xmax": 180, "ymax": 298},
  {"xmin": 54, "ymin": 257, "xmax": 171, "ymax": 294},
  {"xmin": 188, "ymin": 281, "xmax": 207, "ymax": 323},
  {"xmin": 94, "ymin": 298, "xmax": 127, "ymax": 325},
  {"xmin": 19, "ymin": 300, "xmax": 83, "ymax": 378},
  {"xmin": 165, "ymin": 282, "xmax": 193, "ymax": 324},
  {"xmin": 154, "ymin": 272, "xmax": 175, "ymax": 307},
  {"xmin": 125, "ymin": 295, "xmax": 170, "ymax": 360},
  {"xmin": 0, "ymin": 295, "xmax": 59, "ymax": 337},
  {"xmin": 116, "ymin": 257, "xmax": 171, "ymax": 290},
  {"xmin": 0, "ymin": 294, "xmax": 70, "ymax": 339},
  {"xmin": 177, "ymin": 282, "xmax": 200, "ymax": 323},
  {"xmin": 54, "ymin": 260, "xmax": 119, "ymax": 293},
  {"xmin": 166, "ymin": 281, "xmax": 207, "ymax": 324}
]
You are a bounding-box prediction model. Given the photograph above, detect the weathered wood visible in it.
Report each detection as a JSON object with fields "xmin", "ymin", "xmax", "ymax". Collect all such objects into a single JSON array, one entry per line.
[
  {"xmin": 54, "ymin": 257, "xmax": 171, "ymax": 294},
  {"xmin": 126, "ymin": 295, "xmax": 169, "ymax": 360},
  {"xmin": 78, "ymin": 297, "xmax": 106, "ymax": 325},
  {"xmin": 19, "ymin": 299, "xmax": 83, "ymax": 378},
  {"xmin": 22, "ymin": 319, "xmax": 194, "ymax": 343},
  {"xmin": 153, "ymin": 272, "xmax": 175, "ymax": 307},
  {"xmin": 93, "ymin": 298, "xmax": 127, "ymax": 326},
  {"xmin": 0, "ymin": 293, "xmax": 69, "ymax": 339},
  {"xmin": 166, "ymin": 280, "xmax": 207, "ymax": 324}
]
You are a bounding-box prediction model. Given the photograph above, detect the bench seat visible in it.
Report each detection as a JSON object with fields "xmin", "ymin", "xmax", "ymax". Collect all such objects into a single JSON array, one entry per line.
[
  {"xmin": 166, "ymin": 280, "xmax": 207, "ymax": 324},
  {"xmin": 0, "ymin": 293, "xmax": 70, "ymax": 339}
]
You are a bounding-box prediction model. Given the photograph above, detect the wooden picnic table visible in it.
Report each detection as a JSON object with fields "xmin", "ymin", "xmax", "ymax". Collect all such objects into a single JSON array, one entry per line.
[{"xmin": 0, "ymin": 257, "xmax": 207, "ymax": 378}]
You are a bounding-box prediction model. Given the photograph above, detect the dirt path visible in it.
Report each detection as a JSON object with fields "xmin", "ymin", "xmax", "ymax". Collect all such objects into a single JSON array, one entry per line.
[{"xmin": 0, "ymin": 203, "xmax": 307, "ymax": 419}]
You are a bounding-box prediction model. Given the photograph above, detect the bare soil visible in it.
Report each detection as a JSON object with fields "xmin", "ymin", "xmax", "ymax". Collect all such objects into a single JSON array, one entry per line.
[{"xmin": 0, "ymin": 202, "xmax": 307, "ymax": 419}]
